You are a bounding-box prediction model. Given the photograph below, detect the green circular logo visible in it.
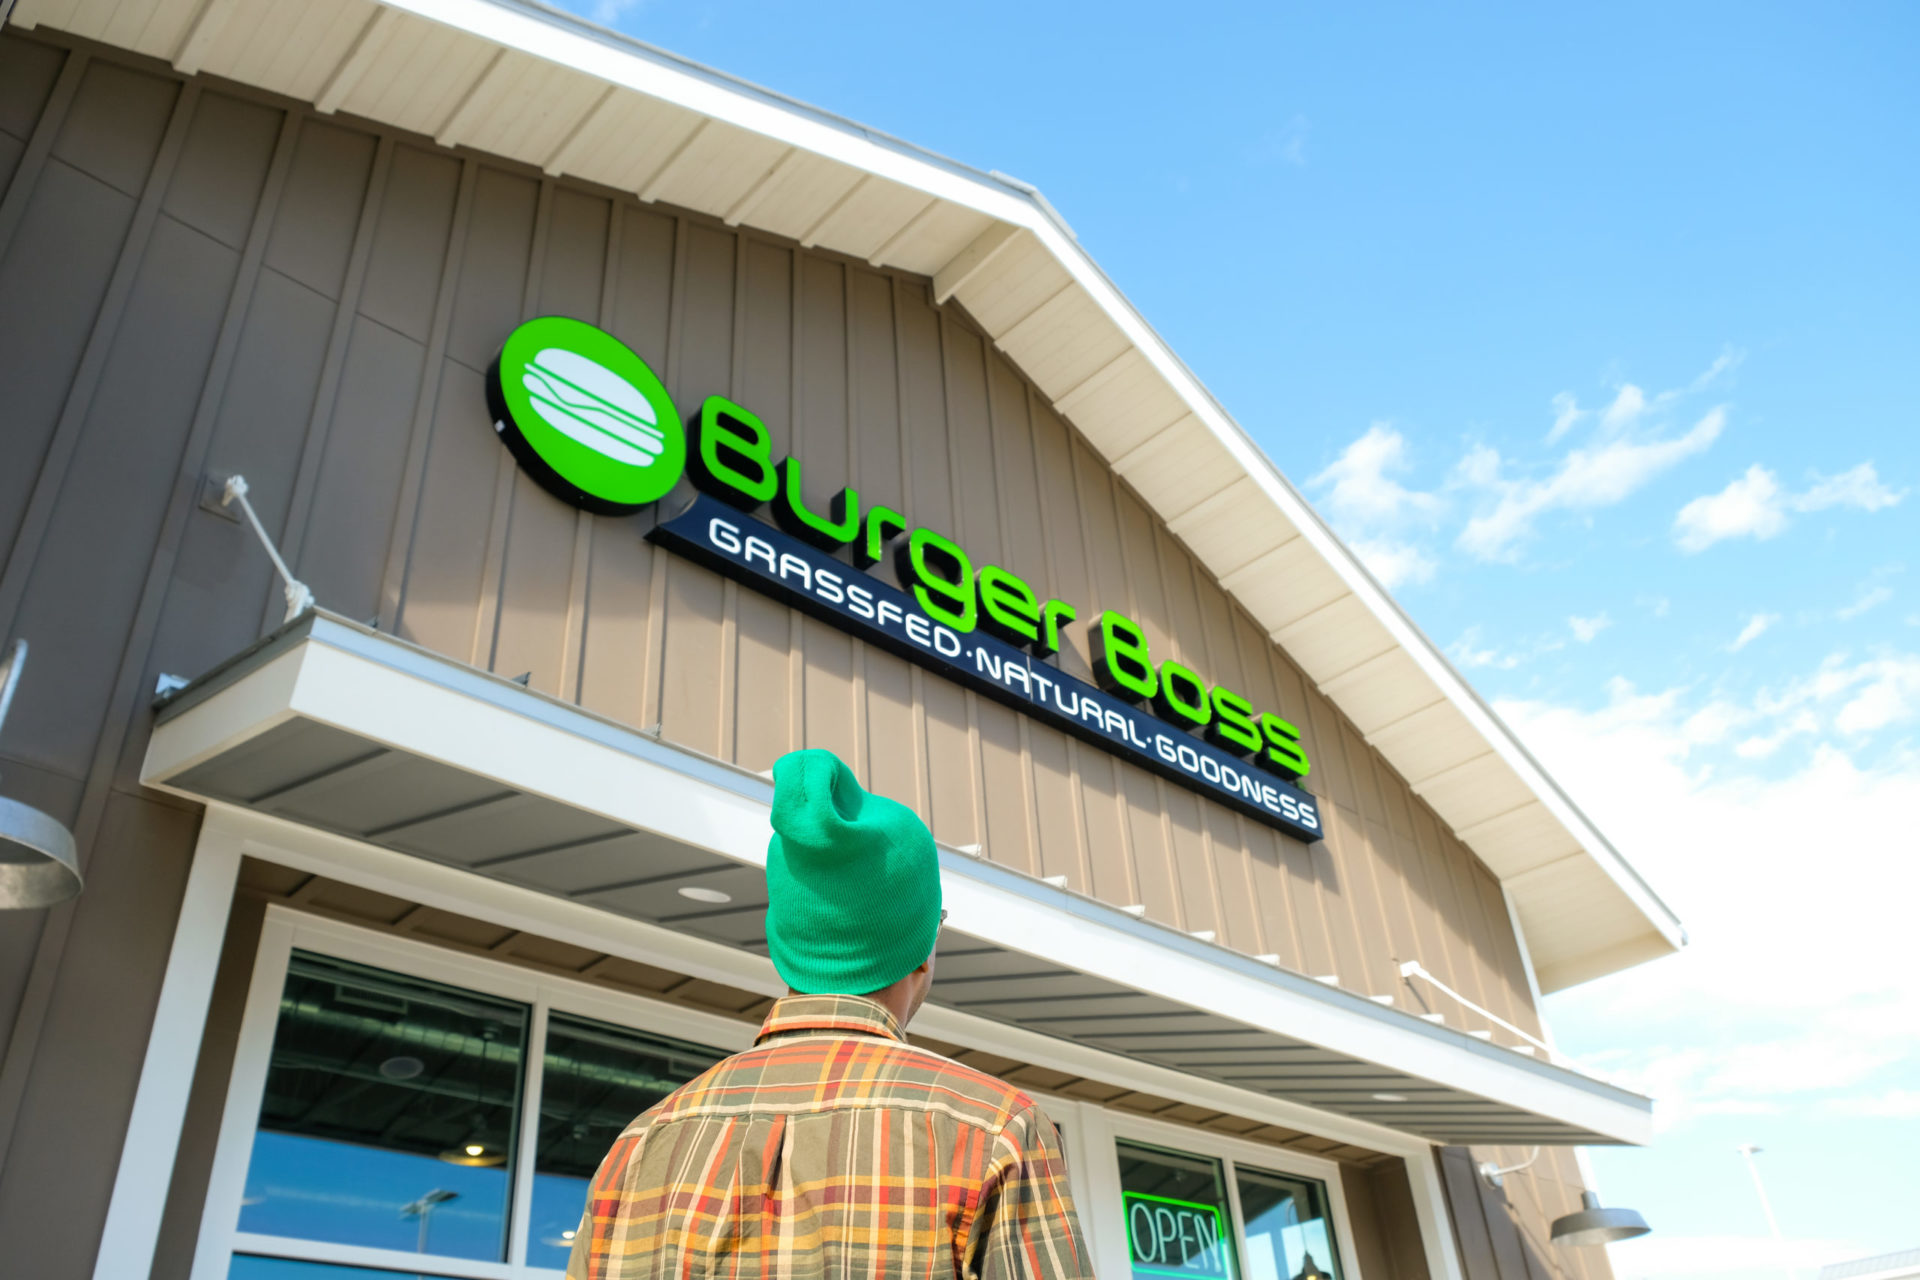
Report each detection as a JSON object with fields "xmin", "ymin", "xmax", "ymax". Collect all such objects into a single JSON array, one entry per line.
[{"xmin": 486, "ymin": 316, "xmax": 685, "ymax": 515}]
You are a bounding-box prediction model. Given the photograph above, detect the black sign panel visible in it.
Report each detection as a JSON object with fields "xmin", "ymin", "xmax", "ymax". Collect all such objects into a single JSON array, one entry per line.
[{"xmin": 649, "ymin": 495, "xmax": 1324, "ymax": 844}]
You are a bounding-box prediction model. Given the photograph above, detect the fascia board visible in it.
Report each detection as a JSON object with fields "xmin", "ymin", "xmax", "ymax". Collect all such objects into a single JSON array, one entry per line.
[
  {"xmin": 146, "ymin": 615, "xmax": 1654, "ymax": 1145},
  {"xmin": 376, "ymin": 0, "xmax": 1038, "ymax": 225},
  {"xmin": 1012, "ymin": 218, "xmax": 1685, "ymax": 957}
]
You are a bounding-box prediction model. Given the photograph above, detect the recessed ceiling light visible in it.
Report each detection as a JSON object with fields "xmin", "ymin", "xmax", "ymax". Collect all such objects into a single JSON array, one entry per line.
[
  {"xmin": 378, "ymin": 1055, "xmax": 425, "ymax": 1081},
  {"xmin": 1371, "ymin": 1093, "xmax": 1408, "ymax": 1103},
  {"xmin": 678, "ymin": 885, "xmax": 732, "ymax": 904}
]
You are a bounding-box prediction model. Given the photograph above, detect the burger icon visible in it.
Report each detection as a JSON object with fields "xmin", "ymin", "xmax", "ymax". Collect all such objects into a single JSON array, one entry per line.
[
  {"xmin": 519, "ymin": 346, "xmax": 666, "ymax": 467},
  {"xmin": 487, "ymin": 316, "xmax": 686, "ymax": 515}
]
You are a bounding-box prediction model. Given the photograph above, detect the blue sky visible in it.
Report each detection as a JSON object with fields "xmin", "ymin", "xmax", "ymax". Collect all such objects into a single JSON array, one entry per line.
[{"xmin": 558, "ymin": 3, "xmax": 1918, "ymax": 1274}]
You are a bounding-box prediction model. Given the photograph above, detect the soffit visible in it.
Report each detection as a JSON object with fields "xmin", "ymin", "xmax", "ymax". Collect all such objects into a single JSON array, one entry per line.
[
  {"xmin": 142, "ymin": 613, "xmax": 1655, "ymax": 1146},
  {"xmin": 10, "ymin": 0, "xmax": 1684, "ymax": 990}
]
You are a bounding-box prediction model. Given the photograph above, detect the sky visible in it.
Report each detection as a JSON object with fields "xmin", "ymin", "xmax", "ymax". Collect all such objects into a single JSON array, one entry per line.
[{"xmin": 552, "ymin": 3, "xmax": 1918, "ymax": 1275}]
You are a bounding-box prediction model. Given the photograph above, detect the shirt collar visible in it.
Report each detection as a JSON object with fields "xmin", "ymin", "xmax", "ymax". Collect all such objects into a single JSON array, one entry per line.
[{"xmin": 755, "ymin": 993, "xmax": 903, "ymax": 1045}]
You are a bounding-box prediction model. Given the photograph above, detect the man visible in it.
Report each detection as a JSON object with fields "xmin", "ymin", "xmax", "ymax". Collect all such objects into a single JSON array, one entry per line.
[{"xmin": 568, "ymin": 748, "xmax": 1093, "ymax": 1280}]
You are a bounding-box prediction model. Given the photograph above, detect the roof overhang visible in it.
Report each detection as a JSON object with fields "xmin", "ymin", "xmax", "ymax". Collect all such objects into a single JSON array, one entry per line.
[
  {"xmin": 10, "ymin": 0, "xmax": 1684, "ymax": 990},
  {"xmin": 143, "ymin": 613, "xmax": 1653, "ymax": 1146}
]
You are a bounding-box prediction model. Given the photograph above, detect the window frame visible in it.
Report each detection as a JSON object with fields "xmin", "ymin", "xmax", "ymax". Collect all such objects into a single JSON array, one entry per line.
[
  {"xmin": 1032, "ymin": 1096, "xmax": 1367, "ymax": 1280},
  {"xmin": 192, "ymin": 904, "xmax": 1363, "ymax": 1280},
  {"xmin": 191, "ymin": 906, "xmax": 758, "ymax": 1280}
]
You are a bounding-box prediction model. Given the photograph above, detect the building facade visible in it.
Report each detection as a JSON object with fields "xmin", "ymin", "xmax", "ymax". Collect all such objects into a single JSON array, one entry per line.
[{"xmin": 0, "ymin": 4, "xmax": 1682, "ymax": 1279}]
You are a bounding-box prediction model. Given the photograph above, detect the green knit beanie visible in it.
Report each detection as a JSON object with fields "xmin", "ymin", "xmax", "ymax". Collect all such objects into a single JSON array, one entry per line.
[{"xmin": 765, "ymin": 749, "xmax": 942, "ymax": 995}]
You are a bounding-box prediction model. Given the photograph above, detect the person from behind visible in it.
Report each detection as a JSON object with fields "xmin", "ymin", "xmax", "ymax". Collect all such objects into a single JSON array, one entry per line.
[{"xmin": 567, "ymin": 747, "xmax": 1093, "ymax": 1279}]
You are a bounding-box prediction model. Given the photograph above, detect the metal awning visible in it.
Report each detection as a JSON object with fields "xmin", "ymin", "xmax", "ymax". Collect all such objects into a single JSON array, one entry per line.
[{"xmin": 143, "ymin": 611, "xmax": 1652, "ymax": 1146}]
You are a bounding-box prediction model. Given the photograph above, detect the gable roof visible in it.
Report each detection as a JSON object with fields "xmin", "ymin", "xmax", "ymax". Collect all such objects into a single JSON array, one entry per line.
[{"xmin": 12, "ymin": 0, "xmax": 1685, "ymax": 991}]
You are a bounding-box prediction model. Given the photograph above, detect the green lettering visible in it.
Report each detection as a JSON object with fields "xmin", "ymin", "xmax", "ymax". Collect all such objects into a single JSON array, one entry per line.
[
  {"xmin": 772, "ymin": 456, "xmax": 859, "ymax": 549},
  {"xmin": 1154, "ymin": 660, "xmax": 1211, "ymax": 730},
  {"xmin": 859, "ymin": 505, "xmax": 907, "ymax": 568},
  {"xmin": 898, "ymin": 528, "xmax": 975, "ymax": 631},
  {"xmin": 1207, "ymin": 686, "xmax": 1261, "ymax": 755},
  {"xmin": 976, "ymin": 566, "xmax": 1041, "ymax": 646},
  {"xmin": 1260, "ymin": 713, "xmax": 1311, "ymax": 780},
  {"xmin": 1040, "ymin": 599, "xmax": 1076, "ymax": 657},
  {"xmin": 1091, "ymin": 610, "xmax": 1157, "ymax": 703},
  {"xmin": 689, "ymin": 395, "xmax": 775, "ymax": 509}
]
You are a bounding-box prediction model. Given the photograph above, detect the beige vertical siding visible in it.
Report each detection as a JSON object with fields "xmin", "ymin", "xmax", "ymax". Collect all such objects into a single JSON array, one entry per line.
[{"xmin": 0, "ymin": 29, "xmax": 1588, "ymax": 1277}]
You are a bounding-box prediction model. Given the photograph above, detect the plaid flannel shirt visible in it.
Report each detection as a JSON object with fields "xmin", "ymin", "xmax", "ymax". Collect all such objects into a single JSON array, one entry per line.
[{"xmin": 567, "ymin": 993, "xmax": 1092, "ymax": 1280}]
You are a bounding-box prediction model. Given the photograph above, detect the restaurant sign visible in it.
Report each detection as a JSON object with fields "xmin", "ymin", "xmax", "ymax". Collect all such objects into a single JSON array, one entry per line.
[
  {"xmin": 488, "ymin": 318, "xmax": 1322, "ymax": 843},
  {"xmin": 1124, "ymin": 1192, "xmax": 1235, "ymax": 1279}
]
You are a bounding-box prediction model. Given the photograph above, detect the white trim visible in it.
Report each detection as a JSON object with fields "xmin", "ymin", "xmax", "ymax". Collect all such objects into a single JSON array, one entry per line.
[
  {"xmin": 1403, "ymin": 1152, "xmax": 1467, "ymax": 1280},
  {"xmin": 142, "ymin": 626, "xmax": 1653, "ymax": 1145},
  {"xmin": 507, "ymin": 1000, "xmax": 547, "ymax": 1266},
  {"xmin": 231, "ymin": 1232, "xmax": 525, "ymax": 1278},
  {"xmin": 89, "ymin": 823, "xmax": 244, "ymax": 1280},
  {"xmin": 198, "ymin": 799, "xmax": 1471, "ymax": 1159},
  {"xmin": 170, "ymin": 820, "xmax": 1462, "ymax": 1280},
  {"xmin": 1501, "ymin": 884, "xmax": 1550, "ymax": 1036},
  {"xmin": 189, "ymin": 912, "xmax": 294, "ymax": 1280},
  {"xmin": 1080, "ymin": 1102, "xmax": 1366, "ymax": 1280},
  {"xmin": 189, "ymin": 905, "xmax": 757, "ymax": 1280}
]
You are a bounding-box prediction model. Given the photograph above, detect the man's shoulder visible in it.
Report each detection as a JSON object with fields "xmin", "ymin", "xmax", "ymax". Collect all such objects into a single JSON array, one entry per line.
[{"xmin": 652, "ymin": 1034, "xmax": 1040, "ymax": 1134}]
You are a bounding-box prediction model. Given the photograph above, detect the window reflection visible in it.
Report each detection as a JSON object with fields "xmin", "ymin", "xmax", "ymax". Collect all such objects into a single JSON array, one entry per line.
[
  {"xmin": 230, "ymin": 1258, "xmax": 427, "ymax": 1278},
  {"xmin": 238, "ymin": 953, "xmax": 527, "ymax": 1262},
  {"xmin": 1116, "ymin": 1140, "xmax": 1237, "ymax": 1280},
  {"xmin": 527, "ymin": 1012, "xmax": 726, "ymax": 1269},
  {"xmin": 1235, "ymin": 1165, "xmax": 1343, "ymax": 1280}
]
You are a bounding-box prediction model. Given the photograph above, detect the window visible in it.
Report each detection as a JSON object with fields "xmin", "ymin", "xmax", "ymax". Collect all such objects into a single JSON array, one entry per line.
[
  {"xmin": 1236, "ymin": 1166, "xmax": 1343, "ymax": 1280},
  {"xmin": 197, "ymin": 909, "xmax": 1362, "ymax": 1280},
  {"xmin": 198, "ymin": 919, "xmax": 737, "ymax": 1280},
  {"xmin": 1115, "ymin": 1138, "xmax": 1349, "ymax": 1280},
  {"xmin": 1119, "ymin": 1141, "xmax": 1238, "ymax": 1279}
]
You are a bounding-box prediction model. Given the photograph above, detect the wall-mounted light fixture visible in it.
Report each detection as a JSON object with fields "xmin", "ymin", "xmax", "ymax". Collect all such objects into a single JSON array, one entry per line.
[
  {"xmin": 0, "ymin": 640, "xmax": 81, "ymax": 910},
  {"xmin": 1550, "ymin": 1191, "xmax": 1651, "ymax": 1246}
]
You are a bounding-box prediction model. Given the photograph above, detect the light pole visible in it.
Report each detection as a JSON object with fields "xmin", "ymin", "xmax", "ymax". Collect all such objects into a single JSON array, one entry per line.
[
  {"xmin": 1735, "ymin": 1145, "xmax": 1793, "ymax": 1280},
  {"xmin": 401, "ymin": 1188, "xmax": 460, "ymax": 1257}
]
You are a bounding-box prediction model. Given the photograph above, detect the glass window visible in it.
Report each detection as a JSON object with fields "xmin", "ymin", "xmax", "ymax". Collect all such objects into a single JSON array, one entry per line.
[
  {"xmin": 1236, "ymin": 1165, "xmax": 1343, "ymax": 1280},
  {"xmin": 1117, "ymin": 1140, "xmax": 1238, "ymax": 1280},
  {"xmin": 237, "ymin": 952, "xmax": 528, "ymax": 1263},
  {"xmin": 526, "ymin": 1012, "xmax": 726, "ymax": 1269},
  {"xmin": 230, "ymin": 1260, "xmax": 422, "ymax": 1278}
]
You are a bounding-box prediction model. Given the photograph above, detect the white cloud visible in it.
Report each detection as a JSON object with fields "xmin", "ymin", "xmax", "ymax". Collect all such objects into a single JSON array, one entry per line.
[
  {"xmin": 1599, "ymin": 383, "xmax": 1648, "ymax": 433},
  {"xmin": 1458, "ymin": 407, "xmax": 1725, "ymax": 560},
  {"xmin": 1310, "ymin": 425, "xmax": 1445, "ymax": 587},
  {"xmin": 1310, "ymin": 424, "xmax": 1444, "ymax": 525},
  {"xmin": 1824, "ymin": 1088, "xmax": 1920, "ymax": 1118},
  {"xmin": 1609, "ymin": 1234, "xmax": 1863, "ymax": 1280},
  {"xmin": 1547, "ymin": 391, "xmax": 1583, "ymax": 443},
  {"xmin": 1728, "ymin": 613, "xmax": 1778, "ymax": 652},
  {"xmin": 1675, "ymin": 462, "xmax": 1905, "ymax": 552},
  {"xmin": 588, "ymin": 0, "xmax": 645, "ymax": 23},
  {"xmin": 1837, "ymin": 585, "xmax": 1892, "ymax": 621},
  {"xmin": 1545, "ymin": 348, "xmax": 1741, "ymax": 447},
  {"xmin": 1348, "ymin": 538, "xmax": 1436, "ymax": 589},
  {"xmin": 1448, "ymin": 627, "xmax": 1519, "ymax": 670},
  {"xmin": 1517, "ymin": 656, "xmax": 1920, "ymax": 1143},
  {"xmin": 1569, "ymin": 612, "xmax": 1612, "ymax": 643},
  {"xmin": 1830, "ymin": 656, "xmax": 1920, "ymax": 733},
  {"xmin": 1673, "ymin": 464, "xmax": 1786, "ymax": 552},
  {"xmin": 1799, "ymin": 462, "xmax": 1905, "ymax": 514}
]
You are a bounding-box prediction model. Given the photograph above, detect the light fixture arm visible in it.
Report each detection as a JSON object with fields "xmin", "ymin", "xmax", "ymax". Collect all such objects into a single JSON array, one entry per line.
[
  {"xmin": 1399, "ymin": 960, "xmax": 1562, "ymax": 1063},
  {"xmin": 1477, "ymin": 1146, "xmax": 1542, "ymax": 1188},
  {"xmin": 0, "ymin": 638, "xmax": 25, "ymax": 740},
  {"xmin": 220, "ymin": 474, "xmax": 314, "ymax": 623}
]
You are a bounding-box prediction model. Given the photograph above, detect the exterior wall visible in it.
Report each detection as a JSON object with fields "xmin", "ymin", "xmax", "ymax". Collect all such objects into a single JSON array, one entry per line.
[{"xmin": 0, "ymin": 26, "xmax": 1603, "ymax": 1280}]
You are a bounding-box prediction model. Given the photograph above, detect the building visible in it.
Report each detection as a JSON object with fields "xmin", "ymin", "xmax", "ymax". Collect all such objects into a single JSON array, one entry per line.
[
  {"xmin": 0, "ymin": 1, "xmax": 1684, "ymax": 1277},
  {"xmin": 1821, "ymin": 1251, "xmax": 1920, "ymax": 1280}
]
